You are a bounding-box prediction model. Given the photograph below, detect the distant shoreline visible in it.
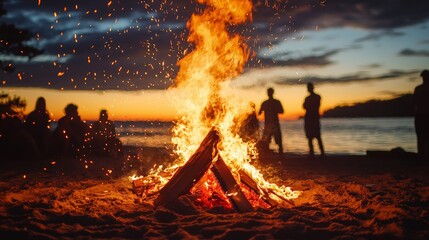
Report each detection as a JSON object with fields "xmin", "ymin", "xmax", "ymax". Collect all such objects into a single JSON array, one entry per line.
[{"xmin": 322, "ymin": 94, "xmax": 413, "ymax": 118}]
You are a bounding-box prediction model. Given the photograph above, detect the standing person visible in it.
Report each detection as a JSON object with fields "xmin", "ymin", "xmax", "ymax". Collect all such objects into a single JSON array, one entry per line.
[
  {"xmin": 303, "ymin": 82, "xmax": 325, "ymax": 158},
  {"xmin": 412, "ymin": 70, "xmax": 429, "ymax": 161},
  {"xmin": 258, "ymin": 88, "xmax": 284, "ymax": 154},
  {"xmin": 25, "ymin": 97, "xmax": 50, "ymax": 158}
]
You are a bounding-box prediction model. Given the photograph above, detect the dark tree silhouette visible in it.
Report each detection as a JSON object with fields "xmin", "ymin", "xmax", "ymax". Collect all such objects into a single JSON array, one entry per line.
[
  {"xmin": 0, "ymin": 0, "xmax": 43, "ymax": 72},
  {"xmin": 0, "ymin": 92, "xmax": 26, "ymax": 118}
]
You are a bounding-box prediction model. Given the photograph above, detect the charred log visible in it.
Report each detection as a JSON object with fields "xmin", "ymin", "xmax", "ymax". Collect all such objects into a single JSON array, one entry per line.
[
  {"xmin": 211, "ymin": 155, "xmax": 253, "ymax": 212},
  {"xmin": 239, "ymin": 170, "xmax": 278, "ymax": 207},
  {"xmin": 154, "ymin": 128, "xmax": 220, "ymax": 207}
]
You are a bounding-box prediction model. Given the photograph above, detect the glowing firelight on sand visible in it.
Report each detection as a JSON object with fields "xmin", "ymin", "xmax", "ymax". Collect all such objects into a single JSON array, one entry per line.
[{"xmin": 135, "ymin": 0, "xmax": 300, "ymax": 207}]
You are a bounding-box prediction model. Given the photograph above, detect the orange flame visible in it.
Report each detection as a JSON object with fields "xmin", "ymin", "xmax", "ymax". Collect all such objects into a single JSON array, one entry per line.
[
  {"xmin": 121, "ymin": 0, "xmax": 301, "ymax": 208},
  {"xmin": 172, "ymin": 0, "xmax": 253, "ymax": 163},
  {"xmin": 166, "ymin": 0, "xmax": 300, "ymax": 205}
]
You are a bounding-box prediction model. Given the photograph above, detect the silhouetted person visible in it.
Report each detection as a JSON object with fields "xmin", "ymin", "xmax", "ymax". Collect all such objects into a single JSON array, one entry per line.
[
  {"xmin": 91, "ymin": 109, "xmax": 122, "ymax": 157},
  {"xmin": 51, "ymin": 103, "xmax": 89, "ymax": 157},
  {"xmin": 303, "ymin": 82, "xmax": 325, "ymax": 157},
  {"xmin": 259, "ymin": 88, "xmax": 284, "ymax": 154},
  {"xmin": 1, "ymin": 116, "xmax": 39, "ymax": 160},
  {"xmin": 238, "ymin": 102, "xmax": 259, "ymax": 143},
  {"xmin": 412, "ymin": 70, "xmax": 429, "ymax": 161},
  {"xmin": 0, "ymin": 115, "xmax": 8, "ymax": 157},
  {"xmin": 25, "ymin": 97, "xmax": 50, "ymax": 158}
]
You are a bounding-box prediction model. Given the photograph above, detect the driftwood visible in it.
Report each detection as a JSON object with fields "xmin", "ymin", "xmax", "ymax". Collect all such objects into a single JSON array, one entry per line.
[
  {"xmin": 153, "ymin": 128, "xmax": 220, "ymax": 207},
  {"xmin": 211, "ymin": 155, "xmax": 253, "ymax": 212}
]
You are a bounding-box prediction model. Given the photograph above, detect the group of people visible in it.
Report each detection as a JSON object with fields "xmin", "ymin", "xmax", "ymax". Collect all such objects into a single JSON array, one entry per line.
[
  {"xmin": 0, "ymin": 97, "xmax": 122, "ymax": 161},
  {"xmin": 2, "ymin": 70, "xmax": 428, "ymax": 161},
  {"xmin": 257, "ymin": 83, "xmax": 324, "ymax": 157},
  {"xmin": 256, "ymin": 69, "xmax": 429, "ymax": 161}
]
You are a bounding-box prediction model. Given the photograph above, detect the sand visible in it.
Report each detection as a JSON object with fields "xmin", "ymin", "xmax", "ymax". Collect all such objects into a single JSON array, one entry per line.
[{"xmin": 0, "ymin": 147, "xmax": 428, "ymax": 240}]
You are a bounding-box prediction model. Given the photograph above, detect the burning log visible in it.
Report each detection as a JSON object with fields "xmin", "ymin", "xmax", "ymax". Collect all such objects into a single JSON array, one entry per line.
[
  {"xmin": 266, "ymin": 188, "xmax": 295, "ymax": 207},
  {"xmin": 153, "ymin": 128, "xmax": 220, "ymax": 207},
  {"xmin": 132, "ymin": 176, "xmax": 160, "ymax": 198},
  {"xmin": 132, "ymin": 178, "xmax": 146, "ymax": 197},
  {"xmin": 211, "ymin": 155, "xmax": 253, "ymax": 212},
  {"xmin": 151, "ymin": 127, "xmax": 296, "ymax": 210},
  {"xmin": 239, "ymin": 170, "xmax": 295, "ymax": 206},
  {"xmin": 238, "ymin": 170, "xmax": 278, "ymax": 207}
]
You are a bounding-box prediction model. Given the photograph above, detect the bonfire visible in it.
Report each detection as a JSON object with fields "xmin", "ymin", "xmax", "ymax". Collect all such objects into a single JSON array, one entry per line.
[{"xmin": 132, "ymin": 0, "xmax": 300, "ymax": 211}]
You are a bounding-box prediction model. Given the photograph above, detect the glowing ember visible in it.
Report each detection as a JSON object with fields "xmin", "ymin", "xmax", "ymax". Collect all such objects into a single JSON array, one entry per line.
[{"xmin": 136, "ymin": 0, "xmax": 300, "ymax": 209}]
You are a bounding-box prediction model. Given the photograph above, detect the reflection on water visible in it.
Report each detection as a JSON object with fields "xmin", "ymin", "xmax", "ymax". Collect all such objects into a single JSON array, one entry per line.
[
  {"xmin": 113, "ymin": 118, "xmax": 416, "ymax": 155},
  {"xmin": 115, "ymin": 121, "xmax": 173, "ymax": 148}
]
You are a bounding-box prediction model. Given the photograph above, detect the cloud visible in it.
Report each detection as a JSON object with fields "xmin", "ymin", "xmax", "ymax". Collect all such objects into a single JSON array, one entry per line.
[
  {"xmin": 377, "ymin": 90, "xmax": 412, "ymax": 98},
  {"xmin": 1, "ymin": 1, "xmax": 189, "ymax": 91},
  {"xmin": 1, "ymin": 0, "xmax": 429, "ymax": 91},
  {"xmin": 361, "ymin": 63, "xmax": 382, "ymax": 69},
  {"xmin": 250, "ymin": 0, "xmax": 429, "ymax": 46},
  {"xmin": 232, "ymin": 68, "xmax": 420, "ymax": 90},
  {"xmin": 399, "ymin": 49, "xmax": 429, "ymax": 57},
  {"xmin": 273, "ymin": 69, "xmax": 420, "ymax": 86},
  {"xmin": 257, "ymin": 49, "xmax": 341, "ymax": 68},
  {"xmin": 354, "ymin": 30, "xmax": 404, "ymax": 43}
]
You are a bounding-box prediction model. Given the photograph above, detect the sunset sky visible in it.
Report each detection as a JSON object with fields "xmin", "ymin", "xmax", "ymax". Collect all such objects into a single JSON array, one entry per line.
[{"xmin": 1, "ymin": 0, "xmax": 428, "ymax": 121}]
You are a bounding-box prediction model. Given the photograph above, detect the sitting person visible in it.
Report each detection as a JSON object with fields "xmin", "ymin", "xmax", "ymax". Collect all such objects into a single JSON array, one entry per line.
[
  {"xmin": 1, "ymin": 116, "xmax": 39, "ymax": 161},
  {"xmin": 25, "ymin": 97, "xmax": 50, "ymax": 158},
  {"xmin": 50, "ymin": 103, "xmax": 90, "ymax": 157},
  {"xmin": 90, "ymin": 109, "xmax": 122, "ymax": 157}
]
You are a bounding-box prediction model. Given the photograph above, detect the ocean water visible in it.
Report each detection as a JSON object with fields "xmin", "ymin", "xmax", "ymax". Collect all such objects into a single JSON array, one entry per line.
[
  {"xmin": 279, "ymin": 117, "xmax": 416, "ymax": 155},
  {"xmin": 114, "ymin": 117, "xmax": 417, "ymax": 155}
]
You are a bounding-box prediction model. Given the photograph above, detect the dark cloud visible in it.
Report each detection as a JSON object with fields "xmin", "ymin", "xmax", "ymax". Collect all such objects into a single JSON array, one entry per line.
[
  {"xmin": 248, "ymin": 0, "xmax": 429, "ymax": 46},
  {"xmin": 283, "ymin": 0, "xmax": 429, "ymax": 30},
  {"xmin": 258, "ymin": 49, "xmax": 341, "ymax": 68},
  {"xmin": 273, "ymin": 69, "xmax": 419, "ymax": 86},
  {"xmin": 1, "ymin": 0, "xmax": 190, "ymax": 90},
  {"xmin": 377, "ymin": 90, "xmax": 412, "ymax": 97},
  {"xmin": 361, "ymin": 63, "xmax": 382, "ymax": 69},
  {"xmin": 399, "ymin": 49, "xmax": 429, "ymax": 57},
  {"xmin": 354, "ymin": 30, "xmax": 404, "ymax": 43},
  {"xmin": 1, "ymin": 0, "xmax": 429, "ymax": 90}
]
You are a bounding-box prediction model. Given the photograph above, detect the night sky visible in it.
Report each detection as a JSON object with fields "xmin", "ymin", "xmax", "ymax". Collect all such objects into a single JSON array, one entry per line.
[{"xmin": 1, "ymin": 0, "xmax": 429, "ymax": 119}]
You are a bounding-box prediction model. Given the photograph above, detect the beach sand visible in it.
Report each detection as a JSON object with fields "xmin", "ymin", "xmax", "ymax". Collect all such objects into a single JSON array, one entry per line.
[{"xmin": 0, "ymin": 147, "xmax": 428, "ymax": 239}]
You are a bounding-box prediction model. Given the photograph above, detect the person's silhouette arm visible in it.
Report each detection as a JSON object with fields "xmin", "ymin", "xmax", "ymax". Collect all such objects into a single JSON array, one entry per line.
[
  {"xmin": 303, "ymin": 97, "xmax": 308, "ymax": 110},
  {"xmin": 278, "ymin": 101, "xmax": 284, "ymax": 114},
  {"xmin": 412, "ymin": 87, "xmax": 418, "ymax": 112}
]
